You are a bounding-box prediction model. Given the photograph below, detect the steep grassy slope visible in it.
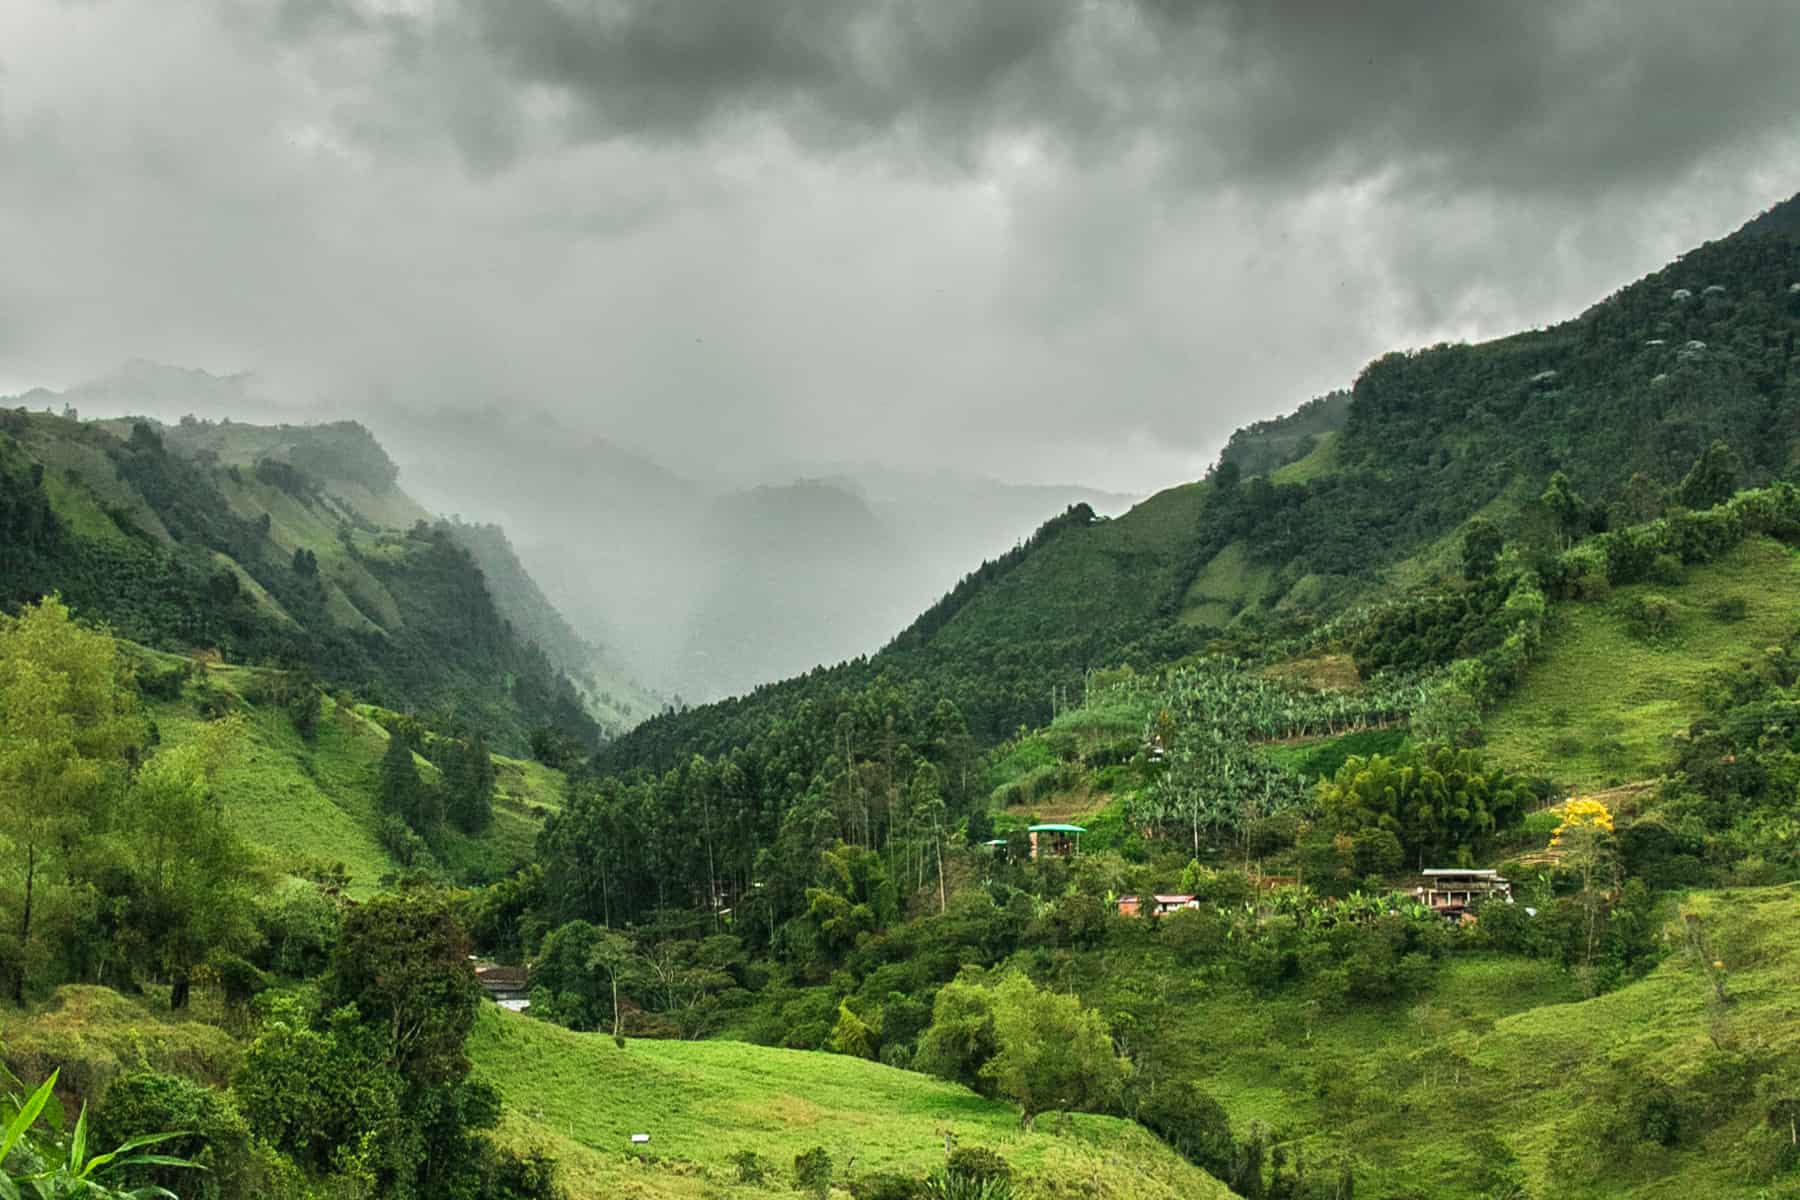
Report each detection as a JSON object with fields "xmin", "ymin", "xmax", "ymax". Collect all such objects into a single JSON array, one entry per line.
[
  {"xmin": 471, "ymin": 1007, "xmax": 1235, "ymax": 1200},
  {"xmin": 143, "ymin": 654, "xmax": 561, "ymax": 892},
  {"xmin": 1484, "ymin": 534, "xmax": 1800, "ymax": 789},
  {"xmin": 922, "ymin": 482, "xmax": 1212, "ymax": 652}
]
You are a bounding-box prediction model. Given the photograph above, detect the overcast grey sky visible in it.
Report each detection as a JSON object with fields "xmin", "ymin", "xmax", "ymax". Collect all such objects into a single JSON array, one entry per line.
[{"xmin": 4, "ymin": 0, "xmax": 1798, "ymax": 493}]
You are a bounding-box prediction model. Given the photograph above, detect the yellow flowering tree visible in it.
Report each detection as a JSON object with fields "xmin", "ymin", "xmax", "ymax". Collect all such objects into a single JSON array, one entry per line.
[
  {"xmin": 1550, "ymin": 797, "xmax": 1614, "ymax": 848},
  {"xmin": 1552, "ymin": 798, "xmax": 1617, "ymax": 989}
]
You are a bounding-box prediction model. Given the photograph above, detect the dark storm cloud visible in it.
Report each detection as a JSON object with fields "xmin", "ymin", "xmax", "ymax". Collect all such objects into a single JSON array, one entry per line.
[
  {"xmin": 315, "ymin": 0, "xmax": 1800, "ymax": 195},
  {"xmin": 5, "ymin": 0, "xmax": 1799, "ymax": 497}
]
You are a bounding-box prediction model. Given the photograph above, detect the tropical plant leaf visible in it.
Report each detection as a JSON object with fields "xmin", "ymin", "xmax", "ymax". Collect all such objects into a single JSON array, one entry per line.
[{"xmin": 0, "ymin": 1073, "xmax": 57, "ymax": 1173}]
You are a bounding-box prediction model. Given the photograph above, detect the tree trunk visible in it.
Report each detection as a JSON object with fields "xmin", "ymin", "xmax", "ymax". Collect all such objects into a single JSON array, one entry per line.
[
  {"xmin": 13, "ymin": 843, "xmax": 35, "ymax": 1005},
  {"xmin": 611, "ymin": 971, "xmax": 622, "ymax": 1041},
  {"xmin": 935, "ymin": 832, "xmax": 946, "ymax": 914}
]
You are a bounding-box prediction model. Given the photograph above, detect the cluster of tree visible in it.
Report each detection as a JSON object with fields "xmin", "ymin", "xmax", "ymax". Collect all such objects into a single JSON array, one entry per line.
[
  {"xmin": 525, "ymin": 913, "xmax": 749, "ymax": 1040},
  {"xmin": 5, "ymin": 887, "xmax": 563, "ymax": 1200},
  {"xmin": 1213, "ymin": 389, "xmax": 1352, "ymax": 481},
  {"xmin": 376, "ymin": 723, "xmax": 498, "ymax": 868},
  {"xmin": 541, "ymin": 680, "xmax": 982, "ymax": 944},
  {"xmin": 0, "ymin": 601, "xmax": 560, "ymax": 1195},
  {"xmin": 0, "ymin": 598, "xmax": 261, "ymax": 1008},
  {"xmin": 1311, "ymin": 745, "xmax": 1535, "ymax": 871},
  {"xmin": 884, "ymin": 503, "xmax": 1099, "ymax": 653},
  {"xmin": 1647, "ymin": 625, "xmax": 1800, "ymax": 888}
]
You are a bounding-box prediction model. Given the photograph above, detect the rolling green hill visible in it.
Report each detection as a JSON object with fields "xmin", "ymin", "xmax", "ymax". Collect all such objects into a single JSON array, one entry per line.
[
  {"xmin": 0, "ymin": 406, "xmax": 641, "ymax": 752},
  {"xmin": 471, "ymin": 1006, "xmax": 1236, "ymax": 1200}
]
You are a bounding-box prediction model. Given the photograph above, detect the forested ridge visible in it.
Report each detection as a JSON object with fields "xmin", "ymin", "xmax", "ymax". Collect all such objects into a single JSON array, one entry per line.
[{"xmin": 0, "ymin": 409, "xmax": 601, "ymax": 754}]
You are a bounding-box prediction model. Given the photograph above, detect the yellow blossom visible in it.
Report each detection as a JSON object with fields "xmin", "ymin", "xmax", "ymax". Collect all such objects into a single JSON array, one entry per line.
[{"xmin": 1550, "ymin": 797, "xmax": 1614, "ymax": 848}]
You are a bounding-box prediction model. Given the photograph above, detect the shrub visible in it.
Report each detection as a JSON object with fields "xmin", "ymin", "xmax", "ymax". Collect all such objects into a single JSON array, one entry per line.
[
  {"xmin": 92, "ymin": 1071, "xmax": 253, "ymax": 1200},
  {"xmin": 1135, "ymin": 1079, "xmax": 1234, "ymax": 1179},
  {"xmin": 924, "ymin": 1171, "xmax": 1012, "ymax": 1200},
  {"xmin": 945, "ymin": 1147, "xmax": 1011, "ymax": 1187},
  {"xmin": 138, "ymin": 661, "xmax": 190, "ymax": 700},
  {"xmin": 731, "ymin": 1151, "xmax": 768, "ymax": 1185},
  {"xmin": 1621, "ymin": 594, "xmax": 1679, "ymax": 642},
  {"xmin": 852, "ymin": 1171, "xmax": 926, "ymax": 1200},
  {"xmin": 1522, "ymin": 809, "xmax": 1563, "ymax": 837},
  {"xmin": 794, "ymin": 1146, "xmax": 833, "ymax": 1199},
  {"xmin": 1648, "ymin": 553, "xmax": 1685, "ymax": 585},
  {"xmin": 1161, "ymin": 907, "xmax": 1228, "ymax": 965},
  {"xmin": 255, "ymin": 883, "xmax": 343, "ymax": 978}
]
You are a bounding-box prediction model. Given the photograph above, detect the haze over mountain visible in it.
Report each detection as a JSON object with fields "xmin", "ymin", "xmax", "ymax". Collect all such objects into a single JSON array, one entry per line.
[{"xmin": 31, "ymin": 362, "xmax": 1133, "ymax": 699}]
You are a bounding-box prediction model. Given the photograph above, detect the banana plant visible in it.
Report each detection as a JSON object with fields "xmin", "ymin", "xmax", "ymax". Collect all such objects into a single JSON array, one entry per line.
[{"xmin": 1, "ymin": 1070, "xmax": 199, "ymax": 1200}]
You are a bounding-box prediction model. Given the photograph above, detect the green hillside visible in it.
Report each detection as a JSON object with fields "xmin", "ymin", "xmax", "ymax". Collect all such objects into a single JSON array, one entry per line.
[
  {"xmin": 1059, "ymin": 884, "xmax": 1800, "ymax": 1200},
  {"xmin": 1485, "ymin": 534, "xmax": 1800, "ymax": 788},
  {"xmin": 0, "ymin": 407, "xmax": 620, "ymax": 753},
  {"xmin": 140, "ymin": 648, "xmax": 563, "ymax": 892},
  {"xmin": 472, "ymin": 1008, "xmax": 1234, "ymax": 1200}
]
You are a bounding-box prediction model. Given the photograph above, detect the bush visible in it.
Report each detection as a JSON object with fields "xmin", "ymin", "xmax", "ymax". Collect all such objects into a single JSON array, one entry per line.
[
  {"xmin": 794, "ymin": 1146, "xmax": 833, "ymax": 1199},
  {"xmin": 945, "ymin": 1147, "xmax": 1011, "ymax": 1187},
  {"xmin": 1621, "ymin": 594, "xmax": 1679, "ymax": 642},
  {"xmin": 1161, "ymin": 907, "xmax": 1228, "ymax": 965},
  {"xmin": 925, "ymin": 1169, "xmax": 1012, "ymax": 1200},
  {"xmin": 255, "ymin": 884, "xmax": 343, "ymax": 978},
  {"xmin": 1135, "ymin": 1079, "xmax": 1234, "ymax": 1179},
  {"xmin": 852, "ymin": 1171, "xmax": 925, "ymax": 1200},
  {"xmin": 92, "ymin": 1071, "xmax": 253, "ymax": 1200},
  {"xmin": 731, "ymin": 1151, "xmax": 768, "ymax": 1185},
  {"xmin": 1648, "ymin": 553, "xmax": 1685, "ymax": 585},
  {"xmin": 138, "ymin": 661, "xmax": 190, "ymax": 700},
  {"xmin": 1522, "ymin": 809, "xmax": 1563, "ymax": 837}
]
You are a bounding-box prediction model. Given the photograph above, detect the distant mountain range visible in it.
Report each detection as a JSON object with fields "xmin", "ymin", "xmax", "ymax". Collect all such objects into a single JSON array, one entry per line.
[
  {"xmin": 347, "ymin": 403, "xmax": 1139, "ymax": 701},
  {"xmin": 11, "ymin": 359, "xmax": 1137, "ymax": 709}
]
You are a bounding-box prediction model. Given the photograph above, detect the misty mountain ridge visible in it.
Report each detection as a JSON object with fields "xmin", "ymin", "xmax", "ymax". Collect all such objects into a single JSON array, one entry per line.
[
  {"xmin": 599, "ymin": 184, "xmax": 1800, "ymax": 769},
  {"xmin": 14, "ymin": 366, "xmax": 1146, "ymax": 704},
  {"xmin": 373, "ymin": 401, "xmax": 1143, "ymax": 699}
]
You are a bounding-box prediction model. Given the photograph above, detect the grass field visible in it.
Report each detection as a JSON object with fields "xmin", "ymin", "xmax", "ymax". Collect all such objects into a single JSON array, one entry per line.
[
  {"xmin": 1268, "ymin": 432, "xmax": 1340, "ymax": 485},
  {"xmin": 1484, "ymin": 535, "xmax": 1800, "ymax": 789},
  {"xmin": 1179, "ymin": 541, "xmax": 1276, "ymax": 629},
  {"xmin": 151, "ymin": 665, "xmax": 555, "ymax": 893},
  {"xmin": 471, "ymin": 1009, "xmax": 1236, "ymax": 1200}
]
